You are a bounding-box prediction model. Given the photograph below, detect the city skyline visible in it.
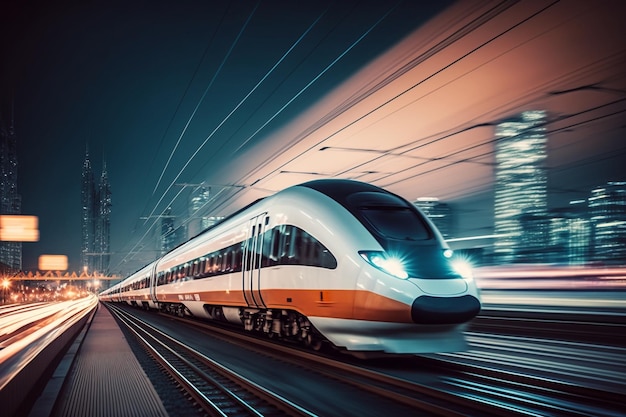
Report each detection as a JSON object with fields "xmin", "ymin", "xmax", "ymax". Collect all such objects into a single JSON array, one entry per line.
[{"xmin": 2, "ymin": 116, "xmax": 624, "ymax": 273}]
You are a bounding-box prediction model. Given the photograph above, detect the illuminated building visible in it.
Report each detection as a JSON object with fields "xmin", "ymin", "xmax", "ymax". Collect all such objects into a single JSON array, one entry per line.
[
  {"xmin": 413, "ymin": 197, "xmax": 452, "ymax": 239},
  {"xmin": 548, "ymin": 201, "xmax": 591, "ymax": 264},
  {"xmin": 517, "ymin": 213, "xmax": 550, "ymax": 262},
  {"xmin": 80, "ymin": 150, "xmax": 95, "ymax": 271},
  {"xmin": 204, "ymin": 216, "xmax": 225, "ymax": 229},
  {"xmin": 81, "ymin": 149, "xmax": 112, "ymax": 273},
  {"xmin": 160, "ymin": 207, "xmax": 177, "ymax": 255},
  {"xmin": 589, "ymin": 181, "xmax": 626, "ymax": 264},
  {"xmin": 94, "ymin": 164, "xmax": 111, "ymax": 273},
  {"xmin": 188, "ymin": 184, "xmax": 211, "ymax": 238},
  {"xmin": 493, "ymin": 110, "xmax": 548, "ymax": 263},
  {"xmin": 0, "ymin": 108, "xmax": 22, "ymax": 271}
]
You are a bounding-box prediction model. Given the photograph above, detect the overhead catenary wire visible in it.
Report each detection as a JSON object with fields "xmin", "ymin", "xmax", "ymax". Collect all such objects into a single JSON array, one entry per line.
[
  {"xmin": 150, "ymin": 0, "xmax": 235, "ymax": 196},
  {"xmin": 230, "ymin": 0, "xmax": 559, "ymax": 189},
  {"xmin": 116, "ymin": 3, "xmax": 390, "ymax": 271},
  {"xmin": 141, "ymin": 0, "xmax": 261, "ymax": 228},
  {"xmin": 117, "ymin": 1, "xmax": 256, "ymax": 268},
  {"xmin": 114, "ymin": 0, "xmax": 624, "ymax": 274}
]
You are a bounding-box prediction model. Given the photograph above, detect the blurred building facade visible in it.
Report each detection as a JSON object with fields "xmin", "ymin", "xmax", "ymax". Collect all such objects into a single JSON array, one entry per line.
[
  {"xmin": 188, "ymin": 184, "xmax": 211, "ymax": 238},
  {"xmin": 81, "ymin": 149, "xmax": 111, "ymax": 274},
  {"xmin": 547, "ymin": 201, "xmax": 591, "ymax": 264},
  {"xmin": 0, "ymin": 110, "xmax": 21, "ymax": 271},
  {"xmin": 413, "ymin": 197, "xmax": 452, "ymax": 239},
  {"xmin": 94, "ymin": 164, "xmax": 111, "ymax": 272},
  {"xmin": 588, "ymin": 182, "xmax": 626, "ymax": 264},
  {"xmin": 160, "ymin": 207, "xmax": 178, "ymax": 256},
  {"xmin": 493, "ymin": 110, "xmax": 548, "ymax": 263}
]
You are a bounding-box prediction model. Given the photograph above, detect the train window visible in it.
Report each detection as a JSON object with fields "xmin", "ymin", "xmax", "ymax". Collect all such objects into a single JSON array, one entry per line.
[
  {"xmin": 183, "ymin": 224, "xmax": 336, "ymax": 282},
  {"xmin": 196, "ymin": 259, "xmax": 204, "ymax": 278},
  {"xmin": 224, "ymin": 250, "xmax": 231, "ymax": 272},
  {"xmin": 263, "ymin": 225, "xmax": 337, "ymax": 269},
  {"xmin": 280, "ymin": 225, "xmax": 292, "ymax": 263},
  {"xmin": 234, "ymin": 244, "xmax": 243, "ymax": 272},
  {"xmin": 259, "ymin": 229, "xmax": 273, "ymax": 267},
  {"xmin": 270, "ymin": 228, "xmax": 280, "ymax": 265}
]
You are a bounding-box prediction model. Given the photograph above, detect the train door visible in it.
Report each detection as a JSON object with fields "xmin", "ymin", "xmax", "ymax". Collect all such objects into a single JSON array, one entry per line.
[
  {"xmin": 242, "ymin": 213, "xmax": 268, "ymax": 308},
  {"xmin": 149, "ymin": 262, "xmax": 158, "ymax": 306}
]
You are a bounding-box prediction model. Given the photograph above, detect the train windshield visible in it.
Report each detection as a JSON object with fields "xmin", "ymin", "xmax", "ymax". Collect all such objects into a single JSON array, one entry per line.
[
  {"xmin": 348, "ymin": 192, "xmax": 431, "ymax": 240},
  {"xmin": 360, "ymin": 207, "xmax": 430, "ymax": 240}
]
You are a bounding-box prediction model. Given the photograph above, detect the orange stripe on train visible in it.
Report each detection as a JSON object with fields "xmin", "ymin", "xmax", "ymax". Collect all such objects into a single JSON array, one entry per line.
[{"xmin": 156, "ymin": 289, "xmax": 413, "ymax": 323}]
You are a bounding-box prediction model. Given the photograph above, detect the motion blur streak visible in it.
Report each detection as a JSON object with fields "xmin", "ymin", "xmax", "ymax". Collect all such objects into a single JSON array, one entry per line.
[{"xmin": 474, "ymin": 265, "xmax": 626, "ymax": 290}]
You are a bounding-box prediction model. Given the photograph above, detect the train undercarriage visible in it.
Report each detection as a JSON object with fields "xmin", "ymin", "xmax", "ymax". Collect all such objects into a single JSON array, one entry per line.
[{"xmin": 156, "ymin": 301, "xmax": 325, "ymax": 350}]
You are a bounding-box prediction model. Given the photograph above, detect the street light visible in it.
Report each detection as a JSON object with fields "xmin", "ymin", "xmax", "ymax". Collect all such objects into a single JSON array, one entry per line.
[{"xmin": 2, "ymin": 278, "xmax": 10, "ymax": 304}]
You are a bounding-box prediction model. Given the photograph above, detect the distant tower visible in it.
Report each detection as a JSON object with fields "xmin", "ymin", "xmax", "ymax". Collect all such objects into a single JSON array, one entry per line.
[
  {"xmin": 0, "ymin": 106, "xmax": 22, "ymax": 271},
  {"xmin": 160, "ymin": 207, "xmax": 177, "ymax": 255},
  {"xmin": 81, "ymin": 148, "xmax": 96, "ymax": 272},
  {"xmin": 188, "ymin": 184, "xmax": 210, "ymax": 238},
  {"xmin": 81, "ymin": 148, "xmax": 111, "ymax": 273},
  {"xmin": 589, "ymin": 181, "xmax": 626, "ymax": 264},
  {"xmin": 493, "ymin": 110, "xmax": 548, "ymax": 263},
  {"xmin": 413, "ymin": 197, "xmax": 452, "ymax": 238},
  {"xmin": 94, "ymin": 163, "xmax": 111, "ymax": 273},
  {"xmin": 548, "ymin": 201, "xmax": 591, "ymax": 264}
]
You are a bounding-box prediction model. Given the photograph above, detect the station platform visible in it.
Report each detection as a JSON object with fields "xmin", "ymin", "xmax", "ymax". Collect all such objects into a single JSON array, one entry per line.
[{"xmin": 30, "ymin": 303, "xmax": 169, "ymax": 417}]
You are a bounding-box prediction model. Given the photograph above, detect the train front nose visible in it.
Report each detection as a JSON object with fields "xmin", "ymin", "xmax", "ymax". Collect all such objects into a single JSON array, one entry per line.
[{"xmin": 411, "ymin": 295, "xmax": 481, "ymax": 324}]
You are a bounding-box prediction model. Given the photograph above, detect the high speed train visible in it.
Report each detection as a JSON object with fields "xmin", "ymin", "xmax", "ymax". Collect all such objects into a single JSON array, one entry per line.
[{"xmin": 100, "ymin": 179, "xmax": 480, "ymax": 356}]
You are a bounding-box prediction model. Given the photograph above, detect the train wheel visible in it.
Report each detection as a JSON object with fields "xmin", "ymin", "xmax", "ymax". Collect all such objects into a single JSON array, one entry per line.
[{"xmin": 304, "ymin": 334, "xmax": 322, "ymax": 351}]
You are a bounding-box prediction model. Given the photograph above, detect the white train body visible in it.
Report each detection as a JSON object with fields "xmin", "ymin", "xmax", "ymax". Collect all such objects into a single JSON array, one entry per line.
[{"xmin": 100, "ymin": 180, "xmax": 480, "ymax": 355}]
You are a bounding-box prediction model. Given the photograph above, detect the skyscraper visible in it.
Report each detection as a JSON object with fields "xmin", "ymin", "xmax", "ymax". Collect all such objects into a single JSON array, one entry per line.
[
  {"xmin": 81, "ymin": 149, "xmax": 111, "ymax": 274},
  {"xmin": 589, "ymin": 181, "xmax": 626, "ymax": 264},
  {"xmin": 160, "ymin": 207, "xmax": 177, "ymax": 255},
  {"xmin": 493, "ymin": 110, "xmax": 548, "ymax": 263},
  {"xmin": 94, "ymin": 163, "xmax": 111, "ymax": 273},
  {"xmin": 188, "ymin": 184, "xmax": 210, "ymax": 238},
  {"xmin": 81, "ymin": 149, "xmax": 95, "ymax": 272},
  {"xmin": 548, "ymin": 201, "xmax": 591, "ymax": 264},
  {"xmin": 0, "ymin": 108, "xmax": 22, "ymax": 271},
  {"xmin": 413, "ymin": 197, "xmax": 452, "ymax": 239}
]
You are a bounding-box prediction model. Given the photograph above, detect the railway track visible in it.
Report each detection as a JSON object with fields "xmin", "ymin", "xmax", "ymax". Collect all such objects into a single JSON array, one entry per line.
[
  {"xmin": 108, "ymin": 303, "xmax": 317, "ymax": 417},
  {"xmin": 108, "ymin": 303, "xmax": 625, "ymax": 416}
]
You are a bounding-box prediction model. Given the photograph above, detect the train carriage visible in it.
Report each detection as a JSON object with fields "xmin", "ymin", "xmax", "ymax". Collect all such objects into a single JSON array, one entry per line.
[{"xmin": 102, "ymin": 179, "xmax": 480, "ymax": 356}]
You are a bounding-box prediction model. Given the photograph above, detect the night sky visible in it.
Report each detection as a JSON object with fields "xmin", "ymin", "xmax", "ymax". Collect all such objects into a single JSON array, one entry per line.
[
  {"xmin": 2, "ymin": 1, "xmax": 625, "ymax": 276},
  {"xmin": 2, "ymin": 0, "xmax": 457, "ymax": 274}
]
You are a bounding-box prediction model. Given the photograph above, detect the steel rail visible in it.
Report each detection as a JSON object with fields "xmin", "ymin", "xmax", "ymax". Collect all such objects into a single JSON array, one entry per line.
[
  {"xmin": 107, "ymin": 303, "xmax": 317, "ymax": 417},
  {"xmin": 151, "ymin": 307, "xmax": 624, "ymax": 417},
  {"xmin": 150, "ymin": 311, "xmax": 524, "ymax": 416}
]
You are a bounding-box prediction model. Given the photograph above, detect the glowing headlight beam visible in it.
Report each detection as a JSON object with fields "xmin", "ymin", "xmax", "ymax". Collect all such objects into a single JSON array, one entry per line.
[
  {"xmin": 359, "ymin": 251, "xmax": 409, "ymax": 279},
  {"xmin": 451, "ymin": 258, "xmax": 474, "ymax": 281}
]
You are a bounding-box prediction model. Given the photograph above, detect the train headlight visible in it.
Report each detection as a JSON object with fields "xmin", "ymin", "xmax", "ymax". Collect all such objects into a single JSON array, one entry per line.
[
  {"xmin": 451, "ymin": 258, "xmax": 473, "ymax": 281},
  {"xmin": 359, "ymin": 251, "xmax": 409, "ymax": 279}
]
